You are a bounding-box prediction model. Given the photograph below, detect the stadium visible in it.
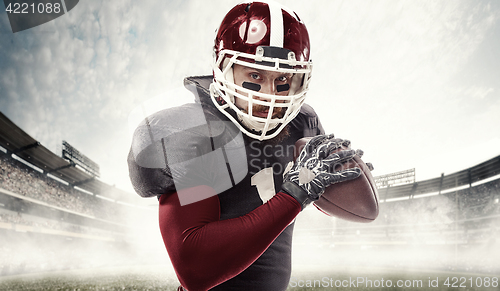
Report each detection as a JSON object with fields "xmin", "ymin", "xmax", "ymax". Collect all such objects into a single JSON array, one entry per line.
[
  {"xmin": 1, "ymin": 1, "xmax": 500, "ymax": 290},
  {"xmin": 0, "ymin": 112, "xmax": 176, "ymax": 289},
  {"xmin": 1, "ymin": 111, "xmax": 499, "ymax": 290}
]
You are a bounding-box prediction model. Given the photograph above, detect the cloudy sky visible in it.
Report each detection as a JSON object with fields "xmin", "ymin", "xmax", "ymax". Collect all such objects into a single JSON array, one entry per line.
[{"xmin": 1, "ymin": 0, "xmax": 499, "ymax": 197}]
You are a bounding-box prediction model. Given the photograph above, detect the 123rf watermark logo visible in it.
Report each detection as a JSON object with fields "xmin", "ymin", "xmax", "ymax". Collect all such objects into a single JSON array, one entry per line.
[
  {"xmin": 289, "ymin": 276, "xmax": 499, "ymax": 289},
  {"xmin": 3, "ymin": 0, "xmax": 79, "ymax": 33}
]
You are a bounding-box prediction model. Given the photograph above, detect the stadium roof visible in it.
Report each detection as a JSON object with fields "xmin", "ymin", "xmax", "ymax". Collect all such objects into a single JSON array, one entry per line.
[
  {"xmin": 0, "ymin": 112, "xmax": 133, "ymax": 202},
  {"xmin": 380, "ymin": 154, "xmax": 500, "ymax": 201}
]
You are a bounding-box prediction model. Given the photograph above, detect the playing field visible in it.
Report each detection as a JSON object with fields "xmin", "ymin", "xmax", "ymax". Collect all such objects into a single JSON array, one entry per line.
[
  {"xmin": 0, "ymin": 265, "xmax": 179, "ymax": 291},
  {"xmin": 1, "ymin": 265, "xmax": 498, "ymax": 291}
]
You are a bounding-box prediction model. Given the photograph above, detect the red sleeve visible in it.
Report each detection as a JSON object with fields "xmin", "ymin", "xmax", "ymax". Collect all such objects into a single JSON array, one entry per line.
[{"xmin": 158, "ymin": 185, "xmax": 301, "ymax": 291}]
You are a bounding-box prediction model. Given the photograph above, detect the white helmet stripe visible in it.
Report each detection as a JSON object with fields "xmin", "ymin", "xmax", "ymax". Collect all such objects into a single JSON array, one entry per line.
[{"xmin": 267, "ymin": 1, "xmax": 284, "ymax": 47}]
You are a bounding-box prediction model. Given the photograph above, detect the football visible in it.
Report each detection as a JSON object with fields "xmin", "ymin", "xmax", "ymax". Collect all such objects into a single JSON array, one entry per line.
[{"xmin": 294, "ymin": 137, "xmax": 379, "ymax": 223}]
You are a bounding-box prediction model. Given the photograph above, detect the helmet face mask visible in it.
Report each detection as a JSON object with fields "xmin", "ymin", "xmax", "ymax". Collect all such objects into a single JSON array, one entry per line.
[{"xmin": 210, "ymin": 1, "xmax": 313, "ymax": 141}]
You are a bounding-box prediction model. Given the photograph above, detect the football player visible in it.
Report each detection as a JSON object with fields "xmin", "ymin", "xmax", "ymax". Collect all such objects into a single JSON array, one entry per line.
[{"xmin": 128, "ymin": 1, "xmax": 361, "ymax": 290}]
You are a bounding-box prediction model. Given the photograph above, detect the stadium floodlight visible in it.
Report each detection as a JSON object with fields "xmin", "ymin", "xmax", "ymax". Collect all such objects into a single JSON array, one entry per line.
[{"xmin": 61, "ymin": 140, "xmax": 100, "ymax": 178}]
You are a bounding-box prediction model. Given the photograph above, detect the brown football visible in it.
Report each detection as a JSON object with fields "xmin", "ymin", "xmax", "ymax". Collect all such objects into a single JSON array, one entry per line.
[{"xmin": 294, "ymin": 137, "xmax": 379, "ymax": 223}]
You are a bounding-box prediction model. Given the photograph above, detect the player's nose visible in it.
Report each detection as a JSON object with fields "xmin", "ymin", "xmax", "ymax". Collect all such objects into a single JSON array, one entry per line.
[{"xmin": 257, "ymin": 81, "xmax": 276, "ymax": 96}]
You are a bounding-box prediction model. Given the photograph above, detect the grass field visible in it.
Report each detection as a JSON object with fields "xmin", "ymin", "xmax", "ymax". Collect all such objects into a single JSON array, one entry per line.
[
  {"xmin": 0, "ymin": 265, "xmax": 499, "ymax": 291},
  {"xmin": 0, "ymin": 266, "xmax": 179, "ymax": 291}
]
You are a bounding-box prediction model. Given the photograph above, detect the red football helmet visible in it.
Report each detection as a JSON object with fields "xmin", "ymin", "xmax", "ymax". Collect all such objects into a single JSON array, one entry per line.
[{"xmin": 210, "ymin": 1, "xmax": 313, "ymax": 140}]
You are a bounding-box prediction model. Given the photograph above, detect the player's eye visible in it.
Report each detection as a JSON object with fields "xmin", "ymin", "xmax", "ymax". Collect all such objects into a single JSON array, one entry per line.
[
  {"xmin": 277, "ymin": 75, "xmax": 288, "ymax": 82},
  {"xmin": 249, "ymin": 73, "xmax": 261, "ymax": 80}
]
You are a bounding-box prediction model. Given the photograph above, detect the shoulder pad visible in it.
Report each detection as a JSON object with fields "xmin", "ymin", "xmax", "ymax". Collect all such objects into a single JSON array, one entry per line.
[
  {"xmin": 128, "ymin": 102, "xmax": 247, "ymax": 203},
  {"xmin": 299, "ymin": 103, "xmax": 317, "ymax": 117},
  {"xmin": 291, "ymin": 103, "xmax": 325, "ymax": 136},
  {"xmin": 184, "ymin": 75, "xmax": 213, "ymax": 106}
]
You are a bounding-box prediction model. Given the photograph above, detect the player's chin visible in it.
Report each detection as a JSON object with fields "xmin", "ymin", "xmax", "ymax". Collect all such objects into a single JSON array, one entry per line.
[
  {"xmin": 269, "ymin": 107, "xmax": 286, "ymax": 119},
  {"xmin": 275, "ymin": 110, "xmax": 286, "ymax": 119},
  {"xmin": 250, "ymin": 107, "xmax": 285, "ymax": 119}
]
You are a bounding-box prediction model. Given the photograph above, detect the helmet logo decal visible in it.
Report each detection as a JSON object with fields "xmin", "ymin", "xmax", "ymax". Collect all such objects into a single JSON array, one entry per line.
[{"xmin": 239, "ymin": 20, "xmax": 267, "ymax": 44}]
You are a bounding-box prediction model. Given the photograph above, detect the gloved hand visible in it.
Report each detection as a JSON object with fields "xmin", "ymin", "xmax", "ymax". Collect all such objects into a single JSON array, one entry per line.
[{"xmin": 281, "ymin": 134, "xmax": 362, "ymax": 209}]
